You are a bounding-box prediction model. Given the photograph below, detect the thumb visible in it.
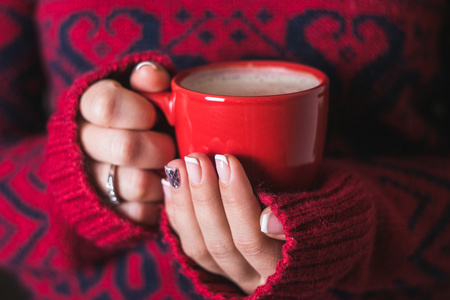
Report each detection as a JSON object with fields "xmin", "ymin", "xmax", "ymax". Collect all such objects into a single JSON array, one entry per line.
[
  {"xmin": 260, "ymin": 207, "xmax": 286, "ymax": 241},
  {"xmin": 130, "ymin": 61, "xmax": 171, "ymax": 93}
]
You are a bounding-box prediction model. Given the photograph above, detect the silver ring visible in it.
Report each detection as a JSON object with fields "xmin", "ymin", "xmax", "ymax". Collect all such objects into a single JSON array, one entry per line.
[{"xmin": 106, "ymin": 165, "xmax": 121, "ymax": 206}]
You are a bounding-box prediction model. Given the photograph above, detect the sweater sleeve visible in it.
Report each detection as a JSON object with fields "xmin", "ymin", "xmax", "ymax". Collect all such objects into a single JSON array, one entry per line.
[
  {"xmin": 161, "ymin": 156, "xmax": 450, "ymax": 299},
  {"xmin": 45, "ymin": 52, "xmax": 175, "ymax": 265}
]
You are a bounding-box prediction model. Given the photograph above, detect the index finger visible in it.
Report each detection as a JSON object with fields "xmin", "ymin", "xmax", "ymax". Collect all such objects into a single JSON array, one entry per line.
[{"xmin": 80, "ymin": 79, "xmax": 158, "ymax": 130}]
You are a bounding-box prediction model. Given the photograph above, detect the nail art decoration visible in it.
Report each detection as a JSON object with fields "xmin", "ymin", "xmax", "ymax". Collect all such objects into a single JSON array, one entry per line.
[{"xmin": 164, "ymin": 166, "xmax": 181, "ymax": 189}]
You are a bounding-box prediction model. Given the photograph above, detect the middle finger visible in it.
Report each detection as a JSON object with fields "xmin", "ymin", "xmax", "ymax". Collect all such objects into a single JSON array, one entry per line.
[
  {"xmin": 80, "ymin": 121, "xmax": 176, "ymax": 168},
  {"xmin": 217, "ymin": 155, "xmax": 284, "ymax": 276},
  {"xmin": 184, "ymin": 153, "xmax": 258, "ymax": 284}
]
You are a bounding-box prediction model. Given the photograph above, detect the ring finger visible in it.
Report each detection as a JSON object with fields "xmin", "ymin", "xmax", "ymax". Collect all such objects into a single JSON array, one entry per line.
[{"xmin": 90, "ymin": 161, "xmax": 164, "ymax": 203}]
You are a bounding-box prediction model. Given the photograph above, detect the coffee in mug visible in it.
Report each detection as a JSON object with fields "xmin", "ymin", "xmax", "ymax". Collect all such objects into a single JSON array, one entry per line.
[{"xmin": 179, "ymin": 67, "xmax": 320, "ymax": 96}]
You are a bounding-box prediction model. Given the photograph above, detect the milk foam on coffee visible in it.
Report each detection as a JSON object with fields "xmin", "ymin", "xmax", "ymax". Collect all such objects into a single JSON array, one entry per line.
[{"xmin": 180, "ymin": 67, "xmax": 320, "ymax": 96}]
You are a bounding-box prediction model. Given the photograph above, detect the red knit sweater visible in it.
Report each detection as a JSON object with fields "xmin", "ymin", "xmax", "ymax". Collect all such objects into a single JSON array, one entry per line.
[{"xmin": 1, "ymin": 0, "xmax": 449, "ymax": 299}]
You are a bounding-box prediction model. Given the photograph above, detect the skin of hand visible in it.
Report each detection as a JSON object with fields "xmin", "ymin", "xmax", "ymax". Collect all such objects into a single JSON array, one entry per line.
[
  {"xmin": 78, "ymin": 61, "xmax": 287, "ymax": 288},
  {"xmin": 79, "ymin": 61, "xmax": 175, "ymax": 225},
  {"xmin": 163, "ymin": 153, "xmax": 286, "ymax": 294}
]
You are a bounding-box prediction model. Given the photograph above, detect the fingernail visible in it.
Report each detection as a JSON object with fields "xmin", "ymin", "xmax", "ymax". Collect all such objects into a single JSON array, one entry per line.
[
  {"xmin": 184, "ymin": 156, "xmax": 201, "ymax": 184},
  {"xmin": 215, "ymin": 154, "xmax": 230, "ymax": 183},
  {"xmin": 135, "ymin": 61, "xmax": 159, "ymax": 71},
  {"xmin": 164, "ymin": 166, "xmax": 181, "ymax": 189},
  {"xmin": 161, "ymin": 178, "xmax": 172, "ymax": 201},
  {"xmin": 261, "ymin": 212, "xmax": 284, "ymax": 234}
]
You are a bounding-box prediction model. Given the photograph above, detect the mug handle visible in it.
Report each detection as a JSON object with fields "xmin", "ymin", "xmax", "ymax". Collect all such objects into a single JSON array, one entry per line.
[{"xmin": 141, "ymin": 91, "xmax": 176, "ymax": 126}]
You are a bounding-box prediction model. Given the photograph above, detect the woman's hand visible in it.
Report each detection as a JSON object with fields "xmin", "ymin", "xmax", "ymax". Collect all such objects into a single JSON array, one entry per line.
[
  {"xmin": 79, "ymin": 61, "xmax": 175, "ymax": 225},
  {"xmin": 163, "ymin": 153, "xmax": 285, "ymax": 294}
]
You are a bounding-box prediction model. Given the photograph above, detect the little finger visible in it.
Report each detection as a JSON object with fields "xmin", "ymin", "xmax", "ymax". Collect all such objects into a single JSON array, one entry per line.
[{"xmin": 116, "ymin": 201, "xmax": 162, "ymax": 226}]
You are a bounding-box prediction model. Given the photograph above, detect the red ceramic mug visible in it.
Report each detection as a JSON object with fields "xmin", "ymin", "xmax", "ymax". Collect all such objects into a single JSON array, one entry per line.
[{"xmin": 143, "ymin": 60, "xmax": 329, "ymax": 191}]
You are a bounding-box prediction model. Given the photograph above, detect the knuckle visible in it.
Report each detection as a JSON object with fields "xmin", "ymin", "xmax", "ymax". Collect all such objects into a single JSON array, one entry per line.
[
  {"xmin": 124, "ymin": 203, "xmax": 146, "ymax": 223},
  {"xmin": 182, "ymin": 244, "xmax": 209, "ymax": 262},
  {"xmin": 128, "ymin": 170, "xmax": 152, "ymax": 200},
  {"xmin": 147, "ymin": 133, "xmax": 176, "ymax": 167},
  {"xmin": 234, "ymin": 238, "xmax": 263, "ymax": 256},
  {"xmin": 91, "ymin": 81, "xmax": 120, "ymax": 125},
  {"xmin": 172, "ymin": 197, "xmax": 189, "ymax": 210},
  {"xmin": 113, "ymin": 131, "xmax": 139, "ymax": 165},
  {"xmin": 206, "ymin": 241, "xmax": 235, "ymax": 260},
  {"xmin": 192, "ymin": 195, "xmax": 214, "ymax": 206},
  {"xmin": 133, "ymin": 205, "xmax": 147, "ymax": 223},
  {"xmin": 222, "ymin": 195, "xmax": 241, "ymax": 206}
]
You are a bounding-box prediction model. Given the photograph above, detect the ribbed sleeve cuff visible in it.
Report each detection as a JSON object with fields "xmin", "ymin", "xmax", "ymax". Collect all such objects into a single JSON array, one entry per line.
[
  {"xmin": 161, "ymin": 160, "xmax": 376, "ymax": 299},
  {"xmin": 46, "ymin": 52, "xmax": 175, "ymax": 258}
]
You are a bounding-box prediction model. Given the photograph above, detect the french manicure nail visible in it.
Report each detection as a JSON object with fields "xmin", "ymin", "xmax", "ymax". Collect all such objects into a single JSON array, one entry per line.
[
  {"xmin": 161, "ymin": 178, "xmax": 172, "ymax": 201},
  {"xmin": 184, "ymin": 156, "xmax": 201, "ymax": 184},
  {"xmin": 135, "ymin": 61, "xmax": 159, "ymax": 71},
  {"xmin": 164, "ymin": 166, "xmax": 181, "ymax": 189},
  {"xmin": 215, "ymin": 154, "xmax": 230, "ymax": 183},
  {"xmin": 261, "ymin": 212, "xmax": 284, "ymax": 234}
]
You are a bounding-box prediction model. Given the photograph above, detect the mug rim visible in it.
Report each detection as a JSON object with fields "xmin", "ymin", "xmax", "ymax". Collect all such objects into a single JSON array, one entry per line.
[{"xmin": 172, "ymin": 60, "xmax": 329, "ymax": 101}]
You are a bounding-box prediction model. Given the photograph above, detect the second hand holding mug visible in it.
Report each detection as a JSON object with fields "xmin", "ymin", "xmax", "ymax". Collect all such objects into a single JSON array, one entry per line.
[{"xmin": 143, "ymin": 60, "xmax": 329, "ymax": 192}]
